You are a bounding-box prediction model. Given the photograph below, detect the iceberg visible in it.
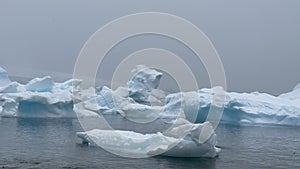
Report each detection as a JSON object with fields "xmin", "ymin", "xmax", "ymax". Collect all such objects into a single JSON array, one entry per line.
[
  {"xmin": 0, "ymin": 73, "xmax": 82, "ymax": 117},
  {"xmin": 195, "ymin": 88, "xmax": 300, "ymax": 126},
  {"xmin": 77, "ymin": 119, "xmax": 220, "ymax": 158}
]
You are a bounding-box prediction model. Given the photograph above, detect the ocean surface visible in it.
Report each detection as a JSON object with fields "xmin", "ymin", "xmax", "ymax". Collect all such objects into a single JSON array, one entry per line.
[{"xmin": 0, "ymin": 117, "xmax": 299, "ymax": 169}]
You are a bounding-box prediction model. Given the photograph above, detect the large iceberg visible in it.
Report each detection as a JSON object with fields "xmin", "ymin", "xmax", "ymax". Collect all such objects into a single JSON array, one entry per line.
[
  {"xmin": 0, "ymin": 67, "xmax": 82, "ymax": 117},
  {"xmin": 195, "ymin": 88, "xmax": 300, "ymax": 126},
  {"xmin": 77, "ymin": 119, "xmax": 220, "ymax": 158}
]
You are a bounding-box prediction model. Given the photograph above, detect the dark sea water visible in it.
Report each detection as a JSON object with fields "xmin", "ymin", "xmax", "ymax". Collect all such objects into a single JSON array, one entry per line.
[{"xmin": 0, "ymin": 117, "xmax": 299, "ymax": 169}]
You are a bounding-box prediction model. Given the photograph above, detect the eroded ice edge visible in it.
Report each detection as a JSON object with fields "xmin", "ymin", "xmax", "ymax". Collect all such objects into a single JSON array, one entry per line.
[{"xmin": 1, "ymin": 65, "xmax": 299, "ymax": 158}]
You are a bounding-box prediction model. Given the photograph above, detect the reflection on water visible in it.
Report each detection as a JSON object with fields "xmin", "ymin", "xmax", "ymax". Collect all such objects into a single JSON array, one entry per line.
[{"xmin": 0, "ymin": 118, "xmax": 299, "ymax": 169}]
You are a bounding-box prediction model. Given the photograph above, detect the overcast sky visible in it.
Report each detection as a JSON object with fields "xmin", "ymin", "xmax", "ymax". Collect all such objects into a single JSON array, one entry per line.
[{"xmin": 0, "ymin": 0, "xmax": 299, "ymax": 95}]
